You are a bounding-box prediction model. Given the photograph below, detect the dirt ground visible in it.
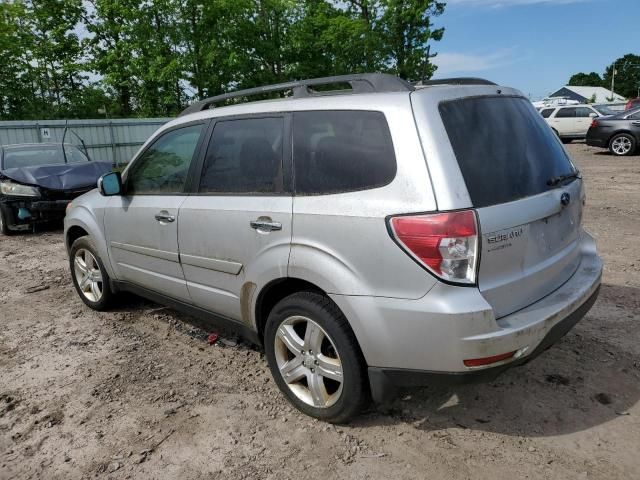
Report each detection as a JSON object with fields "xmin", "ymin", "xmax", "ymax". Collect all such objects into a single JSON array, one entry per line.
[{"xmin": 1, "ymin": 142, "xmax": 639, "ymax": 480}]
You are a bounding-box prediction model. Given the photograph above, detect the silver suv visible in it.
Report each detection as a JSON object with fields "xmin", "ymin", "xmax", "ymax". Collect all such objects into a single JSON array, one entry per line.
[{"xmin": 64, "ymin": 74, "xmax": 602, "ymax": 423}]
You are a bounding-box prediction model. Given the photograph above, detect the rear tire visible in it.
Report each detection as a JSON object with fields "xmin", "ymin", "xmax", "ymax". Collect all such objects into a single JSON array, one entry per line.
[
  {"xmin": 561, "ymin": 138, "xmax": 573, "ymax": 144},
  {"xmin": 264, "ymin": 292, "xmax": 368, "ymax": 423},
  {"xmin": 69, "ymin": 236, "xmax": 115, "ymax": 310},
  {"xmin": 608, "ymin": 133, "xmax": 636, "ymax": 156}
]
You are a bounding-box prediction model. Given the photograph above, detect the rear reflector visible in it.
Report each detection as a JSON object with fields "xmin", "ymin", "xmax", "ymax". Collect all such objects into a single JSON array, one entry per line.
[
  {"xmin": 463, "ymin": 351, "xmax": 516, "ymax": 367},
  {"xmin": 389, "ymin": 210, "xmax": 479, "ymax": 285}
]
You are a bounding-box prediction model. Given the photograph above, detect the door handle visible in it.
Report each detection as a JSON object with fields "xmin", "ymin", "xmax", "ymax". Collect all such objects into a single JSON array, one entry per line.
[
  {"xmin": 250, "ymin": 219, "xmax": 282, "ymax": 232},
  {"xmin": 155, "ymin": 211, "xmax": 175, "ymax": 223},
  {"xmin": 632, "ymin": 121, "xmax": 640, "ymax": 126}
]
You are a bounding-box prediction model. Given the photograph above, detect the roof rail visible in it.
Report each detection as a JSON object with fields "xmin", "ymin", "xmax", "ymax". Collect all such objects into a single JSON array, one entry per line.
[
  {"xmin": 414, "ymin": 77, "xmax": 497, "ymax": 86},
  {"xmin": 179, "ymin": 73, "xmax": 414, "ymax": 117}
]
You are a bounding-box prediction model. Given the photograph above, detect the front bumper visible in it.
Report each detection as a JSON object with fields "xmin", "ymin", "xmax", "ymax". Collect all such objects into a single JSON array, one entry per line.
[
  {"xmin": 0, "ymin": 197, "xmax": 71, "ymax": 230},
  {"xmin": 329, "ymin": 232, "xmax": 602, "ymax": 402}
]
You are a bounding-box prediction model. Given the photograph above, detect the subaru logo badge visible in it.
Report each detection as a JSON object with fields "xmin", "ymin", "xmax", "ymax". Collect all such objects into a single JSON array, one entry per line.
[{"xmin": 561, "ymin": 192, "xmax": 571, "ymax": 206}]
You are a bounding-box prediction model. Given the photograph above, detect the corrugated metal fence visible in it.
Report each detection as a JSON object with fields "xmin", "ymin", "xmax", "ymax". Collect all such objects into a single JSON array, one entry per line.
[{"xmin": 0, "ymin": 118, "xmax": 172, "ymax": 165}]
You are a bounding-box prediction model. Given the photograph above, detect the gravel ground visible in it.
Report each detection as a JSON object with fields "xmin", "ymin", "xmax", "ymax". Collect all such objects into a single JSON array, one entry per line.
[{"xmin": 1, "ymin": 142, "xmax": 639, "ymax": 480}]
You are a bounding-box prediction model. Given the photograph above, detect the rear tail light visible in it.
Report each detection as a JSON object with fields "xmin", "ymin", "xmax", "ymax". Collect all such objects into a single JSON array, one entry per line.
[
  {"xmin": 590, "ymin": 119, "xmax": 598, "ymax": 128},
  {"xmin": 463, "ymin": 351, "xmax": 516, "ymax": 367},
  {"xmin": 389, "ymin": 209, "xmax": 479, "ymax": 285}
]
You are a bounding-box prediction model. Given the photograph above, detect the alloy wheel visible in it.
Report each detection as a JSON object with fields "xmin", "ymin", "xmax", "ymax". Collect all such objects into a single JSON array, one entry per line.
[
  {"xmin": 274, "ymin": 315, "xmax": 344, "ymax": 408},
  {"xmin": 73, "ymin": 248, "xmax": 104, "ymax": 302},
  {"xmin": 611, "ymin": 136, "xmax": 632, "ymax": 155}
]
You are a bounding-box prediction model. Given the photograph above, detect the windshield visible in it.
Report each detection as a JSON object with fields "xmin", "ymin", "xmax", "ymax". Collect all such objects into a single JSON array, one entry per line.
[
  {"xmin": 2, "ymin": 145, "xmax": 90, "ymax": 169},
  {"xmin": 440, "ymin": 96, "xmax": 576, "ymax": 208}
]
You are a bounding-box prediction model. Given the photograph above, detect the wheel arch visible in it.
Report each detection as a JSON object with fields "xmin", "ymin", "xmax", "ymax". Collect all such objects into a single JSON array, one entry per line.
[
  {"xmin": 66, "ymin": 225, "xmax": 89, "ymax": 252},
  {"xmin": 254, "ymin": 277, "xmax": 326, "ymax": 342},
  {"xmin": 607, "ymin": 129, "xmax": 637, "ymax": 145},
  {"xmin": 64, "ymin": 207, "xmax": 115, "ymax": 279}
]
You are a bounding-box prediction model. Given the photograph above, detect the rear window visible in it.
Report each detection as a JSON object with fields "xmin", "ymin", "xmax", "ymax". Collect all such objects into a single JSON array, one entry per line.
[
  {"xmin": 439, "ymin": 96, "xmax": 575, "ymax": 208},
  {"xmin": 292, "ymin": 111, "xmax": 396, "ymax": 194},
  {"xmin": 199, "ymin": 117, "xmax": 283, "ymax": 194}
]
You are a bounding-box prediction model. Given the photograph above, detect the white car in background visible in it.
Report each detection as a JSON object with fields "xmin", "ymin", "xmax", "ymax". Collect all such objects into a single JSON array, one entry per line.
[
  {"xmin": 532, "ymin": 97, "xmax": 580, "ymax": 109},
  {"xmin": 539, "ymin": 105, "xmax": 601, "ymax": 143}
]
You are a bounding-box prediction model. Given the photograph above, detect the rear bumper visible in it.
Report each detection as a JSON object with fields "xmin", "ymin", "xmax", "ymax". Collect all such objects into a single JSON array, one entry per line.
[
  {"xmin": 368, "ymin": 284, "xmax": 599, "ymax": 398},
  {"xmin": 586, "ymin": 136, "xmax": 607, "ymax": 148},
  {"xmin": 329, "ymin": 231, "xmax": 602, "ymax": 401},
  {"xmin": 585, "ymin": 128, "xmax": 609, "ymax": 148}
]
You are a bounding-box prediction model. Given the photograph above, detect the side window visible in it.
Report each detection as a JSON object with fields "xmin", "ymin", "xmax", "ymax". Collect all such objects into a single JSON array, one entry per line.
[
  {"xmin": 126, "ymin": 124, "xmax": 203, "ymax": 195},
  {"xmin": 541, "ymin": 108, "xmax": 555, "ymax": 118},
  {"xmin": 628, "ymin": 112, "xmax": 640, "ymax": 120},
  {"xmin": 576, "ymin": 107, "xmax": 595, "ymax": 117},
  {"xmin": 555, "ymin": 108, "xmax": 576, "ymax": 118},
  {"xmin": 293, "ymin": 111, "xmax": 396, "ymax": 194},
  {"xmin": 199, "ymin": 117, "xmax": 283, "ymax": 194}
]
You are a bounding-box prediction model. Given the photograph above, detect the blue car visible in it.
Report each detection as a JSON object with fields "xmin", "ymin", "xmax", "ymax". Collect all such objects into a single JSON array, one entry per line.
[{"xmin": 0, "ymin": 143, "xmax": 112, "ymax": 234}]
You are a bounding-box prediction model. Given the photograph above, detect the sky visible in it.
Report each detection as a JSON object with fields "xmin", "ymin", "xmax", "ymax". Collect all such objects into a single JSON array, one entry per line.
[{"xmin": 431, "ymin": 0, "xmax": 640, "ymax": 100}]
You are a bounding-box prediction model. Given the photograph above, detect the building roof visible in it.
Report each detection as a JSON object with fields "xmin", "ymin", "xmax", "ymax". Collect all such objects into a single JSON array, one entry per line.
[{"xmin": 556, "ymin": 86, "xmax": 626, "ymax": 103}]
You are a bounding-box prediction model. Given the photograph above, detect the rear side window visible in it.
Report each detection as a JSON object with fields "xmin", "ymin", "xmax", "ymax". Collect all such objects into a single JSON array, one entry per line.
[
  {"xmin": 555, "ymin": 108, "xmax": 576, "ymax": 118},
  {"xmin": 439, "ymin": 96, "xmax": 575, "ymax": 208},
  {"xmin": 293, "ymin": 111, "xmax": 396, "ymax": 194},
  {"xmin": 199, "ymin": 117, "xmax": 283, "ymax": 194},
  {"xmin": 540, "ymin": 108, "xmax": 555, "ymax": 118}
]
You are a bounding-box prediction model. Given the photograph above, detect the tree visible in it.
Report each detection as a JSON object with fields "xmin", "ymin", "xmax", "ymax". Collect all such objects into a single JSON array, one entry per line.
[
  {"xmin": 603, "ymin": 54, "xmax": 640, "ymax": 99},
  {"xmin": 568, "ymin": 71, "xmax": 603, "ymax": 87},
  {"xmin": 85, "ymin": 0, "xmax": 141, "ymax": 116},
  {"xmin": 2, "ymin": 0, "xmax": 447, "ymax": 119},
  {"xmin": 377, "ymin": 0, "xmax": 444, "ymax": 81},
  {"xmin": 0, "ymin": 1, "xmax": 33, "ymax": 119},
  {"xmin": 24, "ymin": 0, "xmax": 87, "ymax": 117}
]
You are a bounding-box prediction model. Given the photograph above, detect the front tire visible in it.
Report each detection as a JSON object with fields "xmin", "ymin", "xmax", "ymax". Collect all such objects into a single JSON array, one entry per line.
[
  {"xmin": 69, "ymin": 236, "xmax": 114, "ymax": 310},
  {"xmin": 609, "ymin": 133, "xmax": 636, "ymax": 156},
  {"xmin": 0, "ymin": 207, "xmax": 11, "ymax": 236},
  {"xmin": 264, "ymin": 292, "xmax": 368, "ymax": 423}
]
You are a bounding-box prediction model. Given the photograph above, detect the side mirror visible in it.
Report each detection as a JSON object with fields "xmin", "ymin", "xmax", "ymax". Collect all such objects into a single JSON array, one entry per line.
[
  {"xmin": 98, "ymin": 172, "xmax": 122, "ymax": 196},
  {"xmin": 589, "ymin": 112, "xmax": 598, "ymax": 118}
]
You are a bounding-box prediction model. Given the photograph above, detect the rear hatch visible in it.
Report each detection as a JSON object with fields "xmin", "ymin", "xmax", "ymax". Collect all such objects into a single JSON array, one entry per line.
[{"xmin": 439, "ymin": 95, "xmax": 584, "ymax": 318}]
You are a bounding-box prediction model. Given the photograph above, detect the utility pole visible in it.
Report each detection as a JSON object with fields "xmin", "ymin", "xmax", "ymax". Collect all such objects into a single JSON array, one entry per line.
[{"xmin": 611, "ymin": 63, "xmax": 616, "ymax": 98}]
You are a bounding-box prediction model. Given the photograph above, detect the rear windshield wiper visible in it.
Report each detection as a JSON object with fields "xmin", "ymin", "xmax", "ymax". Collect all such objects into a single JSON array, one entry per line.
[{"xmin": 547, "ymin": 171, "xmax": 581, "ymax": 187}]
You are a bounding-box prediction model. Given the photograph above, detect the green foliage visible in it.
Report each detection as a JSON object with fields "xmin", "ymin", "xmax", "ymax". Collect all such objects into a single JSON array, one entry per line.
[
  {"xmin": 1, "ymin": 0, "xmax": 446, "ymax": 120},
  {"xmin": 602, "ymin": 54, "xmax": 640, "ymax": 100},
  {"xmin": 568, "ymin": 72, "xmax": 603, "ymax": 87},
  {"xmin": 568, "ymin": 54, "xmax": 640, "ymax": 100}
]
